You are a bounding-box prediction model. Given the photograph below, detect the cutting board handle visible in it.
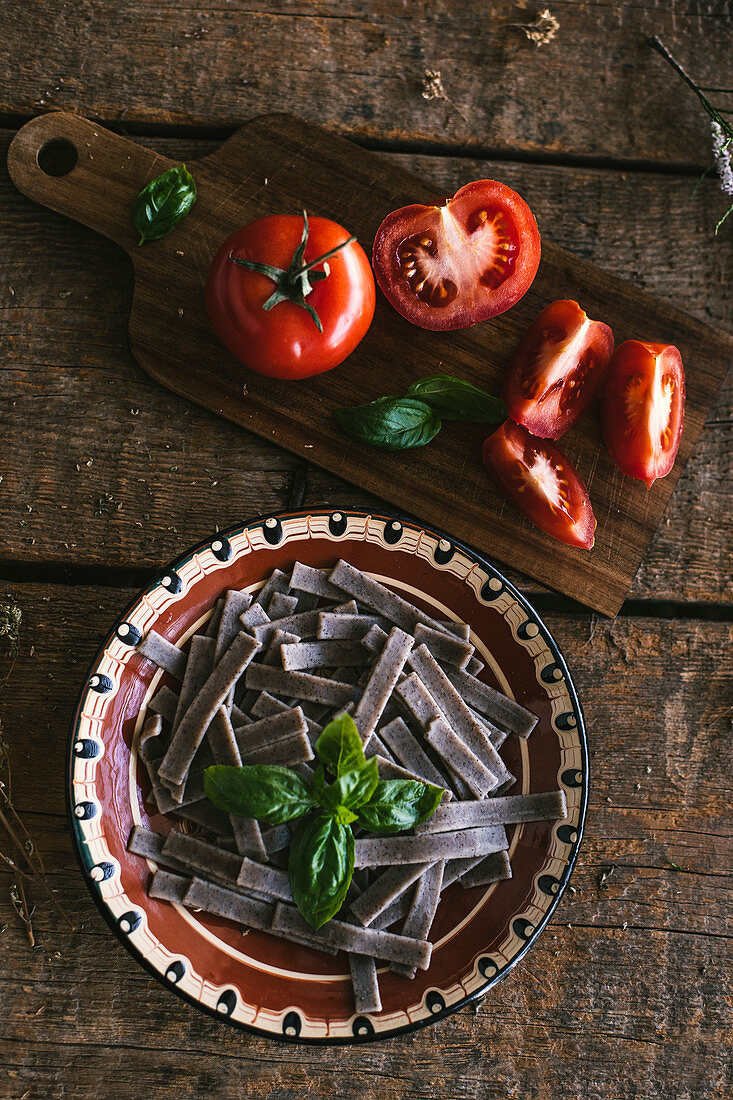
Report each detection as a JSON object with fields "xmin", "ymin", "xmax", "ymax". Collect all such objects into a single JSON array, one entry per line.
[{"xmin": 7, "ymin": 112, "xmax": 175, "ymax": 252}]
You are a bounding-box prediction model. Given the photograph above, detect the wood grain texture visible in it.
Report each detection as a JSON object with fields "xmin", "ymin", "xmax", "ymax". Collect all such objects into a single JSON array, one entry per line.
[
  {"xmin": 1, "ymin": 0, "xmax": 732, "ymax": 170},
  {"xmin": 1, "ymin": 130, "xmax": 730, "ymax": 603},
  {"xmin": 7, "ymin": 113, "xmax": 732, "ymax": 614},
  {"xmin": 0, "ymin": 583, "xmax": 730, "ymax": 1098}
]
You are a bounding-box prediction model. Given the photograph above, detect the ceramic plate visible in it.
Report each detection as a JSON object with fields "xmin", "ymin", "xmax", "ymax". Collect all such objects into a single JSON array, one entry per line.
[{"xmin": 68, "ymin": 508, "xmax": 588, "ymax": 1043}]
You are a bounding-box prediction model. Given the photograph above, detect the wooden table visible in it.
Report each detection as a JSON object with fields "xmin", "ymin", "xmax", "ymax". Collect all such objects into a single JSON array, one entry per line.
[{"xmin": 1, "ymin": 4, "xmax": 731, "ymax": 1097}]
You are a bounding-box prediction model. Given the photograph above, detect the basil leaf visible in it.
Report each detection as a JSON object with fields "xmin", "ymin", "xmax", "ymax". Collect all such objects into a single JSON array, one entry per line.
[
  {"xmin": 204, "ymin": 764, "xmax": 315, "ymax": 824},
  {"xmin": 132, "ymin": 164, "xmax": 197, "ymax": 246},
  {"xmin": 356, "ymin": 779, "xmax": 444, "ymax": 835},
  {"xmin": 334, "ymin": 397, "xmax": 441, "ymax": 451},
  {"xmin": 332, "ymin": 805, "xmax": 359, "ymax": 825},
  {"xmin": 289, "ymin": 812, "xmax": 354, "ymax": 929},
  {"xmin": 319, "ymin": 758, "xmax": 380, "ymax": 816},
  {"xmin": 315, "ymin": 713, "xmax": 366, "ymax": 777},
  {"xmin": 407, "ymin": 375, "xmax": 507, "ymax": 423}
]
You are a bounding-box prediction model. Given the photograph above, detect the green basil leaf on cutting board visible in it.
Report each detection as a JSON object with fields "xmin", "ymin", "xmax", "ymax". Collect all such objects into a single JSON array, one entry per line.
[
  {"xmin": 132, "ymin": 164, "xmax": 197, "ymax": 245},
  {"xmin": 334, "ymin": 397, "xmax": 442, "ymax": 450},
  {"xmin": 289, "ymin": 812, "xmax": 355, "ymax": 929},
  {"xmin": 406, "ymin": 375, "xmax": 507, "ymax": 422}
]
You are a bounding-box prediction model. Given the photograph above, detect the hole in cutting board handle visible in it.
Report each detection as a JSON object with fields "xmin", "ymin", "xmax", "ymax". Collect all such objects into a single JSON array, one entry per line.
[{"xmin": 37, "ymin": 138, "xmax": 78, "ymax": 177}]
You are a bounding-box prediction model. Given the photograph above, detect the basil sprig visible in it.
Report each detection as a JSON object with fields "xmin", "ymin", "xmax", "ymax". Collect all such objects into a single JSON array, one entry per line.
[
  {"xmin": 334, "ymin": 375, "xmax": 505, "ymax": 451},
  {"xmin": 204, "ymin": 713, "xmax": 443, "ymax": 928},
  {"xmin": 132, "ymin": 164, "xmax": 197, "ymax": 246}
]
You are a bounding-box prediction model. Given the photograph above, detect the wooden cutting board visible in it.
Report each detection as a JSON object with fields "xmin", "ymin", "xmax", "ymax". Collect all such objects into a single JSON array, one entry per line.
[{"xmin": 8, "ymin": 111, "xmax": 732, "ymax": 615}]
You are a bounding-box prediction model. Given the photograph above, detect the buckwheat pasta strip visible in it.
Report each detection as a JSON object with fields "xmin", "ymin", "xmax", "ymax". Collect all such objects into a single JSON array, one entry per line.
[
  {"xmin": 409, "ymin": 645, "xmax": 513, "ymax": 788},
  {"xmin": 203, "ymin": 710, "xmax": 268, "ymax": 860},
  {"xmin": 267, "ymin": 592, "xmax": 299, "ymax": 620},
  {"xmin": 391, "ymin": 860, "xmax": 445, "ymax": 978},
  {"xmin": 127, "ymin": 825, "xmax": 190, "ymax": 874},
  {"xmin": 349, "ymin": 863, "xmax": 431, "ymax": 927},
  {"xmin": 215, "ymin": 590, "xmax": 254, "ymax": 661},
  {"xmin": 348, "ymin": 954, "xmax": 382, "ymax": 1014},
  {"xmin": 252, "ymin": 567, "xmax": 290, "ymax": 608},
  {"xmin": 243, "ymin": 663, "xmax": 359, "ymax": 707},
  {"xmin": 261, "ymin": 823, "xmax": 291, "ymax": 855},
  {"xmin": 147, "ymin": 686, "xmax": 179, "ymax": 725},
  {"xmin": 158, "ymin": 632, "xmax": 261, "ymax": 785},
  {"xmin": 329, "ymin": 559, "xmax": 459, "ymax": 639},
  {"xmin": 241, "ymin": 730, "xmax": 313, "ymax": 767},
  {"xmin": 281, "ymin": 641, "xmax": 369, "ymax": 671},
  {"xmin": 175, "ymin": 799, "xmax": 232, "ymax": 834},
  {"xmin": 236, "ymin": 857, "xmax": 293, "ymax": 901},
  {"xmin": 378, "ymin": 717, "xmax": 454, "ymax": 795},
  {"xmin": 249, "ymin": 691, "xmax": 323, "ymax": 745},
  {"xmin": 290, "ymin": 562, "xmax": 345, "ymax": 601},
  {"xmin": 369, "ymin": 891, "xmax": 414, "ymax": 931},
  {"xmin": 161, "ymin": 831, "xmax": 245, "ymax": 884},
  {"xmin": 271, "ymin": 903, "xmax": 432, "ymax": 969},
  {"xmin": 250, "ymin": 607, "xmax": 331, "ymax": 646},
  {"xmin": 354, "ymin": 825, "xmax": 507, "ymax": 867},
  {"xmin": 317, "ymin": 612, "xmax": 384, "ymax": 640},
  {"xmin": 183, "ymin": 877, "xmax": 275, "ymax": 930},
  {"xmin": 413, "ymin": 623, "xmax": 474, "ymax": 669},
  {"xmin": 459, "ymin": 850, "xmax": 512, "ymax": 889},
  {"xmin": 233, "ymin": 708, "xmax": 310, "ymax": 754},
  {"xmin": 394, "ymin": 674, "xmax": 471, "ymax": 799},
  {"xmin": 440, "ymin": 665, "xmax": 538, "ymax": 739},
  {"xmin": 418, "ymin": 791, "xmax": 567, "ymax": 833},
  {"xmin": 137, "ymin": 631, "xmax": 188, "ymax": 680},
  {"xmin": 353, "ymin": 627, "xmax": 414, "ymax": 744},
  {"xmin": 240, "ymin": 603, "xmax": 271, "ymax": 631},
  {"xmin": 148, "ymin": 870, "xmax": 190, "ymax": 904},
  {"xmin": 466, "ymin": 656, "xmax": 484, "ymax": 676},
  {"xmin": 204, "ymin": 597, "xmax": 224, "ymax": 639},
  {"xmin": 173, "ymin": 635, "xmax": 216, "ymax": 734},
  {"xmin": 374, "ymin": 755, "xmax": 430, "ymax": 783},
  {"xmin": 424, "ymin": 716, "xmax": 497, "ymax": 797}
]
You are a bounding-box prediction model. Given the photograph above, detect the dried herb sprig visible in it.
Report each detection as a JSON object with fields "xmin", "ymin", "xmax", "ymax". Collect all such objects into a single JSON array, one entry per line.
[{"xmin": 651, "ymin": 37, "xmax": 733, "ymax": 234}]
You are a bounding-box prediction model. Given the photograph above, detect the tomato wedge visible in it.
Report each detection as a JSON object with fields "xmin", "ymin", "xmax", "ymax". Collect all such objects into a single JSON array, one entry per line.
[
  {"xmin": 482, "ymin": 420, "xmax": 596, "ymax": 549},
  {"xmin": 602, "ymin": 341, "xmax": 685, "ymax": 489},
  {"xmin": 372, "ymin": 180, "xmax": 541, "ymax": 331},
  {"xmin": 503, "ymin": 300, "xmax": 614, "ymax": 439}
]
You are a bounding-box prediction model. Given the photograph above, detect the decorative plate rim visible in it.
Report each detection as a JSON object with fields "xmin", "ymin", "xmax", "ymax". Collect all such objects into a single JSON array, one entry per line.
[{"xmin": 66, "ymin": 506, "xmax": 589, "ymax": 1045}]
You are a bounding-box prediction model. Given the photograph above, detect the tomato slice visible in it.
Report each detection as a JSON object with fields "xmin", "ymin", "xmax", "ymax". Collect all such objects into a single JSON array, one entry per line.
[
  {"xmin": 503, "ymin": 300, "xmax": 614, "ymax": 439},
  {"xmin": 372, "ymin": 180, "xmax": 541, "ymax": 330},
  {"xmin": 482, "ymin": 420, "xmax": 596, "ymax": 549},
  {"xmin": 602, "ymin": 341, "xmax": 685, "ymax": 489}
]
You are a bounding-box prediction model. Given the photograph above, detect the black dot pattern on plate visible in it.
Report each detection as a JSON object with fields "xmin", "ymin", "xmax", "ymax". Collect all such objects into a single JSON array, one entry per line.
[
  {"xmin": 383, "ymin": 519, "xmax": 403, "ymax": 545},
  {"xmin": 557, "ymin": 824, "xmax": 579, "ymax": 845},
  {"xmin": 561, "ymin": 767, "xmax": 584, "ymax": 788},
  {"xmin": 73, "ymin": 738, "xmax": 101, "ymax": 759},
  {"xmin": 159, "ymin": 569, "xmax": 183, "ymax": 595},
  {"xmin": 116, "ymin": 622, "xmax": 141, "ymax": 646},
  {"xmin": 512, "ymin": 918, "xmax": 535, "ymax": 941},
  {"xmin": 481, "ymin": 576, "xmax": 504, "ymax": 601},
  {"xmin": 89, "ymin": 673, "xmax": 113, "ymax": 694},
  {"xmin": 538, "ymin": 874, "xmax": 562, "ymax": 897},
  {"xmin": 216, "ymin": 990, "xmax": 238, "ymax": 1016},
  {"xmin": 328, "ymin": 511, "xmax": 348, "ymax": 536},
  {"xmin": 517, "ymin": 619, "xmax": 541, "ymax": 641},
  {"xmin": 426, "ymin": 990, "xmax": 446, "ymax": 1014},
  {"xmin": 540, "ymin": 662, "xmax": 564, "ymax": 685},
  {"xmin": 282, "ymin": 1011, "xmax": 302, "ymax": 1037},
  {"xmin": 555, "ymin": 712, "xmax": 578, "ymax": 732},
  {"xmin": 90, "ymin": 861, "xmax": 116, "ymax": 883},
  {"xmin": 262, "ymin": 516, "xmax": 283, "ymax": 545},
  {"xmin": 210, "ymin": 536, "xmax": 232, "ymax": 562},
  {"xmin": 352, "ymin": 1016, "xmax": 375, "ymax": 1038},
  {"xmin": 118, "ymin": 910, "xmax": 142, "ymax": 935},
  {"xmin": 478, "ymin": 957, "xmax": 498, "ymax": 978},
  {"xmin": 434, "ymin": 538, "xmax": 454, "ymax": 565},
  {"xmin": 165, "ymin": 961, "xmax": 186, "ymax": 983},
  {"xmin": 73, "ymin": 800, "xmax": 97, "ymax": 820}
]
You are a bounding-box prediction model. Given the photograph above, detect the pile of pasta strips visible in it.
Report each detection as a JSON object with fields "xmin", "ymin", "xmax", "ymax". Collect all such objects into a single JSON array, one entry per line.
[{"xmin": 129, "ymin": 560, "xmax": 566, "ymax": 1014}]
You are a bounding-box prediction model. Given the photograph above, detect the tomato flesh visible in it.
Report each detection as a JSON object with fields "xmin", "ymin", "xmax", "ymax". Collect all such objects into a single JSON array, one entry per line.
[
  {"xmin": 503, "ymin": 300, "xmax": 614, "ymax": 439},
  {"xmin": 482, "ymin": 420, "xmax": 596, "ymax": 549},
  {"xmin": 206, "ymin": 215, "xmax": 375, "ymax": 380},
  {"xmin": 602, "ymin": 341, "xmax": 685, "ymax": 488},
  {"xmin": 373, "ymin": 180, "xmax": 541, "ymax": 331}
]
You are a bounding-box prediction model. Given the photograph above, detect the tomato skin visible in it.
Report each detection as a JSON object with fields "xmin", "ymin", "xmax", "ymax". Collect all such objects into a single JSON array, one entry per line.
[
  {"xmin": 372, "ymin": 180, "xmax": 541, "ymax": 331},
  {"xmin": 482, "ymin": 420, "xmax": 596, "ymax": 549},
  {"xmin": 602, "ymin": 341, "xmax": 685, "ymax": 489},
  {"xmin": 206, "ymin": 215, "xmax": 375, "ymax": 380},
  {"xmin": 503, "ymin": 300, "xmax": 614, "ymax": 439}
]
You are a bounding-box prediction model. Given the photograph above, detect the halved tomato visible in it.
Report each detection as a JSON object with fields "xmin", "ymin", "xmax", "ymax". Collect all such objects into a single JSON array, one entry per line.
[
  {"xmin": 482, "ymin": 420, "xmax": 596, "ymax": 549},
  {"xmin": 372, "ymin": 180, "xmax": 541, "ymax": 331},
  {"xmin": 602, "ymin": 341, "xmax": 685, "ymax": 489},
  {"xmin": 503, "ymin": 300, "xmax": 614, "ymax": 439}
]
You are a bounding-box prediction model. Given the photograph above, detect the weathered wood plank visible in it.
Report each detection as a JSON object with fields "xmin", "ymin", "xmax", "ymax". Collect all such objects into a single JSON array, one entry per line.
[
  {"xmin": 1, "ymin": 1, "xmax": 731, "ymax": 168},
  {"xmin": 1, "ymin": 132, "xmax": 730, "ymax": 601}
]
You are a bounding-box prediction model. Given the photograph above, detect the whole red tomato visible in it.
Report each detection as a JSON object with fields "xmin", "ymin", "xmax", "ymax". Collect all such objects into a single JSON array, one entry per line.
[
  {"xmin": 482, "ymin": 420, "xmax": 596, "ymax": 549},
  {"xmin": 206, "ymin": 212, "xmax": 375, "ymax": 379},
  {"xmin": 503, "ymin": 300, "xmax": 614, "ymax": 439},
  {"xmin": 602, "ymin": 340, "xmax": 685, "ymax": 488},
  {"xmin": 372, "ymin": 180, "xmax": 541, "ymax": 331}
]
